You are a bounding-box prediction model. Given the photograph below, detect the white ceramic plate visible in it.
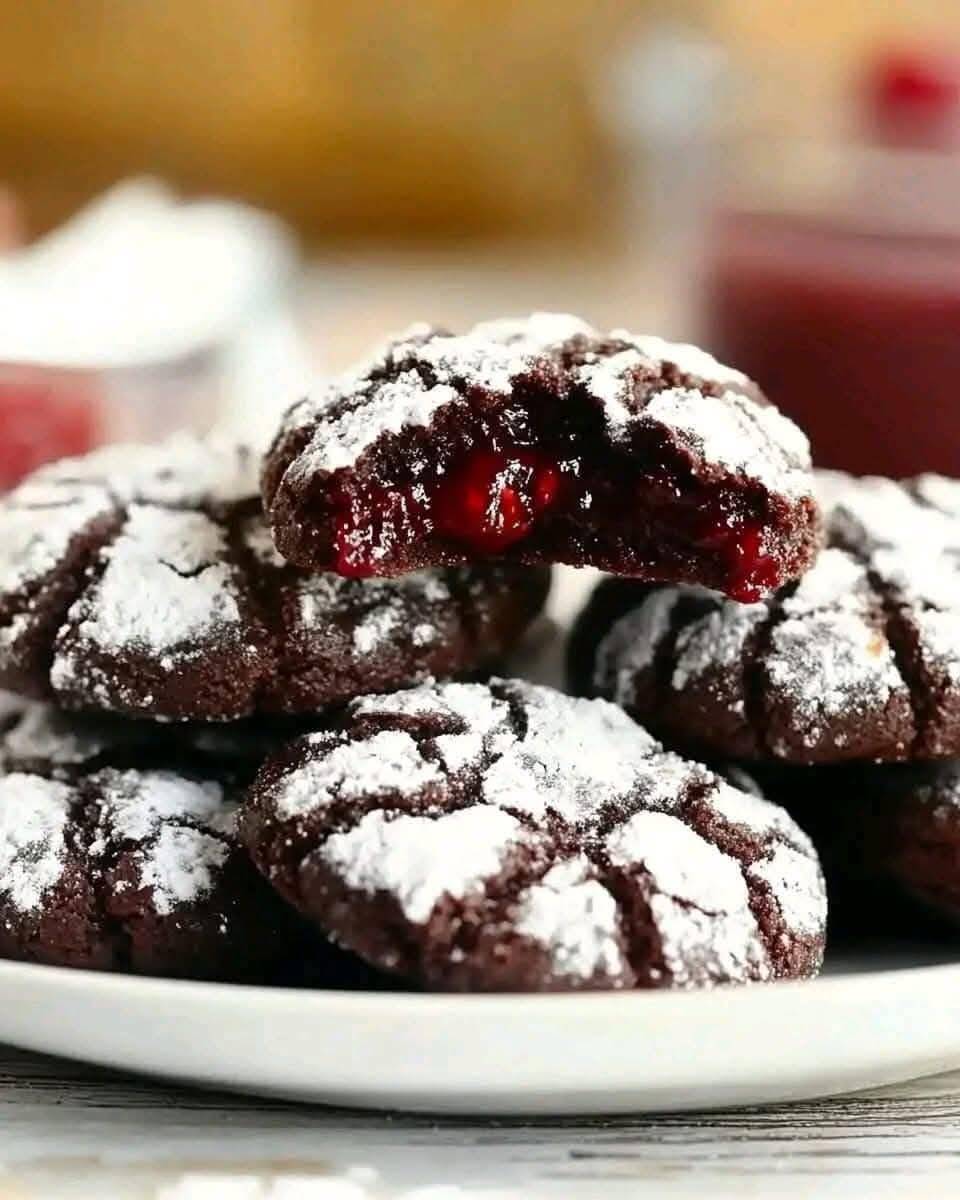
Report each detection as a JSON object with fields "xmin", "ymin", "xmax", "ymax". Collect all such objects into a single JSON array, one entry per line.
[
  {"xmin": 2, "ymin": 951, "xmax": 960, "ymax": 1113},
  {"xmin": 2, "ymin": 568, "xmax": 959, "ymax": 1114}
]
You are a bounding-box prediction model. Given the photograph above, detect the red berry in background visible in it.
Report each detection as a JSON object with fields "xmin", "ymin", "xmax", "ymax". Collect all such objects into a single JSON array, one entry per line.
[
  {"xmin": 864, "ymin": 46, "xmax": 960, "ymax": 146},
  {"xmin": 0, "ymin": 370, "xmax": 102, "ymax": 491}
]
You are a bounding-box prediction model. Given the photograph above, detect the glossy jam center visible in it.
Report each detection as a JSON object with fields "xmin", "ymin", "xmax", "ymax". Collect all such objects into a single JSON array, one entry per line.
[
  {"xmin": 332, "ymin": 448, "xmax": 562, "ymax": 574},
  {"xmin": 332, "ymin": 445, "xmax": 779, "ymax": 599},
  {"xmin": 432, "ymin": 449, "xmax": 561, "ymax": 553},
  {"xmin": 694, "ymin": 519, "xmax": 779, "ymax": 602}
]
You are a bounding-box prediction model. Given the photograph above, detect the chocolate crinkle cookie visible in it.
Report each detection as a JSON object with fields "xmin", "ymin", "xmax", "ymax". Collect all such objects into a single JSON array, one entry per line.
[
  {"xmin": 241, "ymin": 678, "xmax": 826, "ymax": 992},
  {"xmin": 263, "ymin": 313, "xmax": 819, "ymax": 602},
  {"xmin": 0, "ymin": 433, "xmax": 548, "ymax": 721},
  {"xmin": 581, "ymin": 471, "xmax": 960, "ymax": 765},
  {"xmin": 763, "ymin": 761, "xmax": 960, "ymax": 933},
  {"xmin": 0, "ymin": 702, "xmax": 301, "ymax": 979}
]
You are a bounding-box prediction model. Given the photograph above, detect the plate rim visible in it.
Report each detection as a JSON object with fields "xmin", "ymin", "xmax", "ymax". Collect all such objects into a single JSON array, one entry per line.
[{"xmin": 2, "ymin": 953, "xmax": 959, "ymax": 1011}]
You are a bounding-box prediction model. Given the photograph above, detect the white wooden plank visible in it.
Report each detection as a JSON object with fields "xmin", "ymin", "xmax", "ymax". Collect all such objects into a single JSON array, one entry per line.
[{"xmin": 0, "ymin": 1047, "xmax": 960, "ymax": 1198}]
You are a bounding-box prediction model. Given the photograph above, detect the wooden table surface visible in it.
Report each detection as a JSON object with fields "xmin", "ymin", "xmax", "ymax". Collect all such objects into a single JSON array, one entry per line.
[{"xmin": 1, "ymin": 1045, "xmax": 959, "ymax": 1199}]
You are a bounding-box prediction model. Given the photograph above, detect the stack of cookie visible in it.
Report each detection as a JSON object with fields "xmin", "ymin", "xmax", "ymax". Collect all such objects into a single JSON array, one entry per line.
[
  {"xmin": 578, "ymin": 469, "xmax": 960, "ymax": 935},
  {"xmin": 0, "ymin": 313, "xmax": 831, "ymax": 991}
]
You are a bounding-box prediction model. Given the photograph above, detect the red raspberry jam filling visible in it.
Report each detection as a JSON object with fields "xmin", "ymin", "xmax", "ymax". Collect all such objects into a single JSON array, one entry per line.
[
  {"xmin": 333, "ymin": 482, "xmax": 426, "ymax": 577},
  {"xmin": 331, "ymin": 443, "xmax": 779, "ymax": 599},
  {"xmin": 432, "ymin": 449, "xmax": 561, "ymax": 553},
  {"xmin": 333, "ymin": 448, "xmax": 563, "ymax": 575},
  {"xmin": 691, "ymin": 518, "xmax": 779, "ymax": 603}
]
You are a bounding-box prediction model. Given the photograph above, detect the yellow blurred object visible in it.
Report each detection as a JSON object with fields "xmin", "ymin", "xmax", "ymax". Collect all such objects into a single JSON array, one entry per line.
[{"xmin": 0, "ymin": 0, "xmax": 622, "ymax": 242}]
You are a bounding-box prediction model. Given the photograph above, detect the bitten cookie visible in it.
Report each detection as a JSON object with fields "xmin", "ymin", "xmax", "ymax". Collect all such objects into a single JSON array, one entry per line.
[
  {"xmin": 263, "ymin": 313, "xmax": 818, "ymax": 602},
  {"xmin": 0, "ymin": 702, "xmax": 300, "ymax": 979},
  {"xmin": 241, "ymin": 678, "xmax": 826, "ymax": 992},
  {"xmin": 0, "ymin": 434, "xmax": 548, "ymax": 721},
  {"xmin": 581, "ymin": 472, "xmax": 960, "ymax": 764}
]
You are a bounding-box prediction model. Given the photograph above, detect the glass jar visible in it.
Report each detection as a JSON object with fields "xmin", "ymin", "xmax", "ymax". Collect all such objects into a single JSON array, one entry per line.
[{"xmin": 703, "ymin": 50, "xmax": 960, "ymax": 478}]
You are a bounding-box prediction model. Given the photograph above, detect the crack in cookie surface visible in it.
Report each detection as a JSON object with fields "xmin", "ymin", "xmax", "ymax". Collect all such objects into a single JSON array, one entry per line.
[
  {"xmin": 582, "ymin": 471, "xmax": 960, "ymax": 764},
  {"xmin": 0, "ymin": 435, "xmax": 549, "ymax": 720},
  {"xmin": 241, "ymin": 678, "xmax": 826, "ymax": 992},
  {"xmin": 0, "ymin": 701, "xmax": 298, "ymax": 978}
]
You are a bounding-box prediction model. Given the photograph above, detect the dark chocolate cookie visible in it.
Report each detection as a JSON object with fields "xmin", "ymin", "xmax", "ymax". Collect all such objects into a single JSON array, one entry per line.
[
  {"xmin": 759, "ymin": 761, "xmax": 960, "ymax": 934},
  {"xmin": 0, "ymin": 701, "xmax": 300, "ymax": 979},
  {"xmin": 263, "ymin": 314, "xmax": 818, "ymax": 602},
  {"xmin": 581, "ymin": 472, "xmax": 960, "ymax": 764},
  {"xmin": 241, "ymin": 678, "xmax": 826, "ymax": 992},
  {"xmin": 0, "ymin": 434, "xmax": 548, "ymax": 721}
]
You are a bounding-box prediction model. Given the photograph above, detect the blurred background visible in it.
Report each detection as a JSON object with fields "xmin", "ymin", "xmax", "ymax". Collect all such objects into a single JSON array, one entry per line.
[{"xmin": 1, "ymin": 0, "xmax": 960, "ymax": 482}]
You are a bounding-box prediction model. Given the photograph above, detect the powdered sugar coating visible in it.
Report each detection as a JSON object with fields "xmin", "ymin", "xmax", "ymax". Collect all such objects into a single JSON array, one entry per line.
[
  {"xmin": 766, "ymin": 610, "xmax": 902, "ymax": 754},
  {"xmin": 0, "ymin": 774, "xmax": 71, "ymax": 912},
  {"xmin": 243, "ymin": 678, "xmax": 826, "ymax": 991},
  {"xmin": 90, "ymin": 769, "xmax": 234, "ymax": 915},
  {"xmin": 0, "ymin": 435, "xmax": 547, "ymax": 719},
  {"xmin": 607, "ymin": 810, "xmax": 767, "ymax": 987},
  {"xmin": 0, "ymin": 703, "xmax": 296, "ymax": 978},
  {"xmin": 1, "ymin": 702, "xmax": 113, "ymax": 768},
  {"xmin": 60, "ymin": 506, "xmax": 243, "ymax": 656},
  {"xmin": 585, "ymin": 470, "xmax": 960, "ymax": 763},
  {"xmin": 671, "ymin": 600, "xmax": 766, "ymax": 695},
  {"xmin": 265, "ymin": 312, "xmax": 817, "ymax": 589},
  {"xmin": 273, "ymin": 730, "xmax": 443, "ymax": 820},
  {"xmin": 0, "ymin": 486, "xmax": 112, "ymax": 598},
  {"xmin": 282, "ymin": 314, "xmax": 809, "ymax": 495},
  {"xmin": 748, "ymin": 843, "xmax": 826, "ymax": 938},
  {"xmin": 514, "ymin": 857, "xmax": 626, "ymax": 984},
  {"xmin": 299, "ymin": 377, "xmax": 461, "ymax": 476},
  {"xmin": 139, "ymin": 825, "xmax": 231, "ymax": 917},
  {"xmin": 32, "ymin": 433, "xmax": 259, "ymax": 510},
  {"xmin": 638, "ymin": 388, "xmax": 808, "ymax": 497},
  {"xmin": 594, "ymin": 590, "xmax": 681, "ymax": 703},
  {"xmin": 322, "ymin": 806, "xmax": 522, "ymax": 925}
]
